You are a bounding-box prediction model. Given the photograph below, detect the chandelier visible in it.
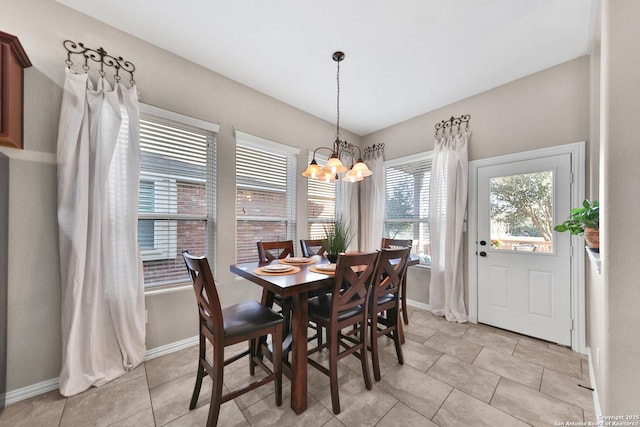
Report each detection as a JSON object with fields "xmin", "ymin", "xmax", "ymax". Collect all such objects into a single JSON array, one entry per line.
[{"xmin": 302, "ymin": 51, "xmax": 372, "ymax": 183}]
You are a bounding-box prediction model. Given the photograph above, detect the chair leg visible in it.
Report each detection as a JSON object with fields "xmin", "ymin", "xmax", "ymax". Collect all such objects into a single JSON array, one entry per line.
[
  {"xmin": 391, "ymin": 307, "xmax": 404, "ymax": 365},
  {"xmin": 359, "ymin": 321, "xmax": 372, "ymax": 390},
  {"xmin": 190, "ymin": 334, "xmax": 207, "ymax": 410},
  {"xmin": 206, "ymin": 345, "xmax": 225, "ymax": 427},
  {"xmin": 401, "ymin": 276, "xmax": 409, "ymax": 325},
  {"xmin": 328, "ymin": 326, "xmax": 341, "ymax": 415},
  {"xmin": 370, "ymin": 314, "xmax": 382, "ymax": 382},
  {"xmin": 249, "ymin": 338, "xmax": 256, "ymax": 376},
  {"xmin": 190, "ymin": 364, "xmax": 205, "ymax": 410},
  {"xmin": 272, "ymin": 326, "xmax": 283, "ymax": 406}
]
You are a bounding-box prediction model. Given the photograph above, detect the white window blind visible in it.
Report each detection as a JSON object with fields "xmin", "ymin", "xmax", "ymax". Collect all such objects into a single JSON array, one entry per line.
[
  {"xmin": 384, "ymin": 152, "xmax": 432, "ymax": 264},
  {"xmin": 307, "ymin": 153, "xmax": 338, "ymax": 239},
  {"xmin": 236, "ymin": 132, "xmax": 298, "ymax": 263},
  {"xmin": 138, "ymin": 106, "xmax": 217, "ymax": 288}
]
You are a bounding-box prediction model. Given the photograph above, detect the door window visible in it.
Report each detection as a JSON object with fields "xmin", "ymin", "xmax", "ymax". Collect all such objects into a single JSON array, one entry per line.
[{"xmin": 489, "ymin": 170, "xmax": 554, "ymax": 253}]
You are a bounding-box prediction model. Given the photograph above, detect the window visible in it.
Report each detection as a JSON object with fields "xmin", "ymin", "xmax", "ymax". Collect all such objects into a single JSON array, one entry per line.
[
  {"xmin": 307, "ymin": 153, "xmax": 338, "ymax": 239},
  {"xmin": 236, "ymin": 131, "xmax": 298, "ymax": 263},
  {"xmin": 384, "ymin": 152, "xmax": 432, "ymax": 265},
  {"xmin": 138, "ymin": 104, "xmax": 217, "ymax": 288}
]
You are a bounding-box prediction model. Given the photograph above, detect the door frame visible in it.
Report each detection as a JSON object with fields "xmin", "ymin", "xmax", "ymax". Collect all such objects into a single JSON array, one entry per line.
[{"xmin": 467, "ymin": 142, "xmax": 586, "ymax": 353}]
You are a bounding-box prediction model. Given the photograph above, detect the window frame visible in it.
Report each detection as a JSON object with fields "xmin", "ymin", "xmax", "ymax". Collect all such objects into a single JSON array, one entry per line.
[
  {"xmin": 138, "ymin": 103, "xmax": 218, "ymax": 289},
  {"xmin": 235, "ymin": 131, "xmax": 299, "ymax": 263},
  {"xmin": 384, "ymin": 151, "xmax": 433, "ymax": 266}
]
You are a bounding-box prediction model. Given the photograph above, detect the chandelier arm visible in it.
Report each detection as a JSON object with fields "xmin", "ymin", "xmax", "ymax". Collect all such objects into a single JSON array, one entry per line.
[{"xmin": 312, "ymin": 146, "xmax": 335, "ymax": 160}]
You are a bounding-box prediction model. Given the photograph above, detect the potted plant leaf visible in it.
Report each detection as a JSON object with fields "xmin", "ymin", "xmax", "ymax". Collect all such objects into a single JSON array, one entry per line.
[
  {"xmin": 322, "ymin": 216, "xmax": 352, "ymax": 263},
  {"xmin": 554, "ymin": 199, "xmax": 599, "ymax": 251}
]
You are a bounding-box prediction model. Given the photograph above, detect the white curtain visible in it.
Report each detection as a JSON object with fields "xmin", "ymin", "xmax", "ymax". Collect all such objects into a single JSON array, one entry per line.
[
  {"xmin": 57, "ymin": 68, "xmax": 145, "ymax": 396},
  {"xmin": 360, "ymin": 144, "xmax": 385, "ymax": 251},
  {"xmin": 429, "ymin": 131, "xmax": 470, "ymax": 323},
  {"xmin": 339, "ymin": 179, "xmax": 358, "ymax": 252}
]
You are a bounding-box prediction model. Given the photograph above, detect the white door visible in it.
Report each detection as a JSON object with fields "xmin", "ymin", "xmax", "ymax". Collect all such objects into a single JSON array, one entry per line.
[{"xmin": 476, "ymin": 154, "xmax": 572, "ymax": 345}]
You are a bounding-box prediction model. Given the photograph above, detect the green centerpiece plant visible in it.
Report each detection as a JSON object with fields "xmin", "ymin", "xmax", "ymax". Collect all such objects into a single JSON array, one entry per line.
[{"xmin": 322, "ymin": 216, "xmax": 352, "ymax": 263}]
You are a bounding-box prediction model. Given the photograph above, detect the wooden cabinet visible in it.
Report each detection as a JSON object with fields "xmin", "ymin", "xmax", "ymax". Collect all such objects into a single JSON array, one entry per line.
[{"xmin": 0, "ymin": 31, "xmax": 32, "ymax": 150}]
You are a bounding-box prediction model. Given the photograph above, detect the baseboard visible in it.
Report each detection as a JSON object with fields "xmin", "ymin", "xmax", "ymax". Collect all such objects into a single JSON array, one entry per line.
[
  {"xmin": 4, "ymin": 336, "xmax": 199, "ymax": 405},
  {"xmin": 585, "ymin": 347, "xmax": 602, "ymax": 419},
  {"xmin": 406, "ymin": 299, "xmax": 430, "ymax": 312},
  {"xmin": 5, "ymin": 377, "xmax": 59, "ymax": 405},
  {"xmin": 144, "ymin": 335, "xmax": 199, "ymax": 361}
]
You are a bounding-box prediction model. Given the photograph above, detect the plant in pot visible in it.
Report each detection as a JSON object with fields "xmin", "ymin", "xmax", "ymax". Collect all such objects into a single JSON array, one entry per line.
[
  {"xmin": 322, "ymin": 216, "xmax": 352, "ymax": 263},
  {"xmin": 554, "ymin": 199, "xmax": 599, "ymax": 251}
]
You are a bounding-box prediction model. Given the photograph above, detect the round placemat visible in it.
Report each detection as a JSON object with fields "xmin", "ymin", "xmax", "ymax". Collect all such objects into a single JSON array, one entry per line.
[
  {"xmin": 253, "ymin": 266, "xmax": 301, "ymax": 276},
  {"xmin": 309, "ymin": 265, "xmax": 335, "ymax": 275},
  {"xmin": 279, "ymin": 258, "xmax": 316, "ymax": 265}
]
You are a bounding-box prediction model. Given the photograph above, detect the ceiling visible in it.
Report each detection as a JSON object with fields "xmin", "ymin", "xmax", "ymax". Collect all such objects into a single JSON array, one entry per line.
[{"xmin": 56, "ymin": 0, "xmax": 596, "ymax": 136}]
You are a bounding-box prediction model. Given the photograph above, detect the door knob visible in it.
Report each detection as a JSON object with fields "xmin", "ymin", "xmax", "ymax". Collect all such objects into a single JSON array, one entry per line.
[
  {"xmin": 479, "ymin": 251, "xmax": 487, "ymax": 257},
  {"xmin": 480, "ymin": 240, "xmax": 487, "ymax": 246}
]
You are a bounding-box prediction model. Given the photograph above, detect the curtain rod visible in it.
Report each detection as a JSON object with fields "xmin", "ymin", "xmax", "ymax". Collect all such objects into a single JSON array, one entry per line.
[
  {"xmin": 435, "ymin": 114, "xmax": 471, "ymax": 137},
  {"xmin": 63, "ymin": 40, "xmax": 136, "ymax": 86}
]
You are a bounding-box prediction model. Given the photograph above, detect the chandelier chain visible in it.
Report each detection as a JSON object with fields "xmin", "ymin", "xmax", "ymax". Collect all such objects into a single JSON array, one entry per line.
[{"xmin": 336, "ymin": 59, "xmax": 340, "ymax": 139}]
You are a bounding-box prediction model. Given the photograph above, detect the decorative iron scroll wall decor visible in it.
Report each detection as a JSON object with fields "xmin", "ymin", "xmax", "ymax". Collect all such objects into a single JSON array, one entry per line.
[
  {"xmin": 434, "ymin": 114, "xmax": 471, "ymax": 137},
  {"xmin": 63, "ymin": 40, "xmax": 136, "ymax": 86},
  {"xmin": 363, "ymin": 143, "xmax": 384, "ymax": 161}
]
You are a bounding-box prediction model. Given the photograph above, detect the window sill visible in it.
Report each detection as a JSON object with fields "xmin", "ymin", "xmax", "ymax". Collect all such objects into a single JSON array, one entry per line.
[
  {"xmin": 144, "ymin": 282, "xmax": 192, "ymax": 296},
  {"xmin": 411, "ymin": 263, "xmax": 431, "ymax": 270},
  {"xmin": 586, "ymin": 247, "xmax": 601, "ymax": 274}
]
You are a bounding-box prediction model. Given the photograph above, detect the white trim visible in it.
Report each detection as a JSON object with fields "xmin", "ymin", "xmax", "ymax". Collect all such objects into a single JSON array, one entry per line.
[
  {"xmin": 235, "ymin": 129, "xmax": 300, "ymax": 156},
  {"xmin": 585, "ymin": 347, "xmax": 602, "ymax": 419},
  {"xmin": 468, "ymin": 142, "xmax": 586, "ymax": 352},
  {"xmin": 139, "ymin": 103, "xmax": 219, "ymax": 133},
  {"xmin": 144, "ymin": 282, "xmax": 192, "ymax": 296},
  {"xmin": 5, "ymin": 378, "xmax": 59, "ymax": 405},
  {"xmin": 406, "ymin": 299, "xmax": 431, "ymax": 312},
  {"xmin": 3, "ymin": 336, "xmax": 199, "ymax": 405},
  {"xmin": 385, "ymin": 150, "xmax": 433, "ymax": 167},
  {"xmin": 0, "ymin": 147, "xmax": 56, "ymax": 164},
  {"xmin": 144, "ymin": 335, "xmax": 199, "ymax": 361}
]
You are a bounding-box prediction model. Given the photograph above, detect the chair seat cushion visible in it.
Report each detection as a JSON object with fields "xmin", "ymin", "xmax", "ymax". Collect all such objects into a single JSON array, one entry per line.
[
  {"xmin": 308, "ymin": 294, "xmax": 362, "ymax": 323},
  {"xmin": 376, "ymin": 293, "xmax": 395, "ymax": 306},
  {"xmin": 219, "ymin": 301, "xmax": 284, "ymax": 339}
]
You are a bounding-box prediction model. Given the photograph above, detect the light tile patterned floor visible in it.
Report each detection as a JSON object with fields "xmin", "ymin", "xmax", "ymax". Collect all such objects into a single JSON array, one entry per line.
[{"xmin": 0, "ymin": 307, "xmax": 596, "ymax": 426}]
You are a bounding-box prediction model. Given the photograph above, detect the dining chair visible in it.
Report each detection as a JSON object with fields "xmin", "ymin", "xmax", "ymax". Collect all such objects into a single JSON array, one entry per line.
[
  {"xmin": 255, "ymin": 240, "xmax": 296, "ymax": 360},
  {"xmin": 183, "ymin": 252, "xmax": 284, "ymax": 427},
  {"xmin": 300, "ymin": 239, "xmax": 326, "ymax": 257},
  {"xmin": 307, "ymin": 251, "xmax": 380, "ymax": 414},
  {"xmin": 380, "ymin": 238, "xmax": 413, "ymax": 327},
  {"xmin": 369, "ymin": 247, "xmax": 411, "ymax": 381},
  {"xmin": 257, "ymin": 240, "xmax": 295, "ymax": 262}
]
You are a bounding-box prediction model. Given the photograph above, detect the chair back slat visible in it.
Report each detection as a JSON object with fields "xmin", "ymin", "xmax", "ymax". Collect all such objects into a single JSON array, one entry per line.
[
  {"xmin": 332, "ymin": 252, "xmax": 379, "ymax": 316},
  {"xmin": 381, "ymin": 238, "xmax": 412, "ymax": 251},
  {"xmin": 257, "ymin": 240, "xmax": 295, "ymax": 262},
  {"xmin": 373, "ymin": 247, "xmax": 411, "ymax": 300},
  {"xmin": 182, "ymin": 252, "xmax": 224, "ymax": 337},
  {"xmin": 300, "ymin": 239, "xmax": 326, "ymax": 257}
]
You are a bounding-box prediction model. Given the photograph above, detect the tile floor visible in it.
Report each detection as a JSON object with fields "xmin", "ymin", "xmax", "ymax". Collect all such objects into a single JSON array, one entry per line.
[{"xmin": 0, "ymin": 307, "xmax": 596, "ymax": 426}]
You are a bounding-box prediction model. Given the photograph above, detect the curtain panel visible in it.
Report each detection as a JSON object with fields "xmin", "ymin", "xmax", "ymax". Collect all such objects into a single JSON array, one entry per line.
[
  {"xmin": 360, "ymin": 144, "xmax": 385, "ymax": 251},
  {"xmin": 57, "ymin": 69, "xmax": 145, "ymax": 396},
  {"xmin": 428, "ymin": 131, "xmax": 470, "ymax": 323}
]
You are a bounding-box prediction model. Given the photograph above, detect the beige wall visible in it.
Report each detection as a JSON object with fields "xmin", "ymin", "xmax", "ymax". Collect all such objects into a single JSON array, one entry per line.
[
  {"xmin": 364, "ymin": 56, "xmax": 590, "ymax": 306},
  {"xmin": 0, "ymin": 153, "xmax": 8, "ymax": 405},
  {"xmin": 597, "ymin": 0, "xmax": 640, "ymax": 413},
  {"xmin": 0, "ymin": 0, "xmax": 359, "ymax": 392}
]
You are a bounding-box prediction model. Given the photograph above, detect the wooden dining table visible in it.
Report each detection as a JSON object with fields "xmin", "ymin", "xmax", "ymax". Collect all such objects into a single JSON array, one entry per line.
[
  {"xmin": 230, "ymin": 254, "xmax": 419, "ymax": 414},
  {"xmin": 230, "ymin": 257, "xmax": 334, "ymax": 414}
]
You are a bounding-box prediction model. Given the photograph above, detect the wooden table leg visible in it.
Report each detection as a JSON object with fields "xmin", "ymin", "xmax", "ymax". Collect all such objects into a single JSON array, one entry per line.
[{"xmin": 290, "ymin": 292, "xmax": 308, "ymax": 414}]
